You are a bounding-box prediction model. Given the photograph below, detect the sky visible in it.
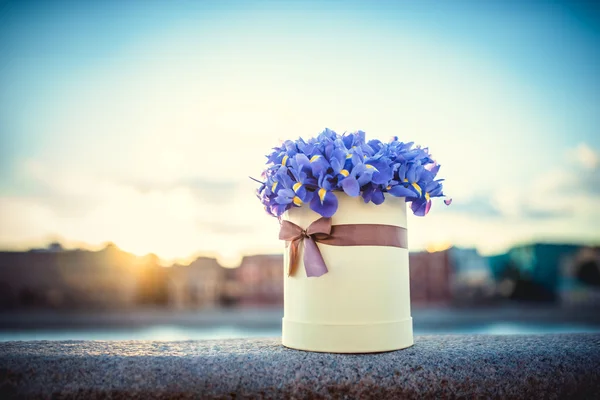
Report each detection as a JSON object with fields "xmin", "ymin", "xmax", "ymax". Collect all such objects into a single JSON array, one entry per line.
[{"xmin": 0, "ymin": 0, "xmax": 599, "ymax": 266}]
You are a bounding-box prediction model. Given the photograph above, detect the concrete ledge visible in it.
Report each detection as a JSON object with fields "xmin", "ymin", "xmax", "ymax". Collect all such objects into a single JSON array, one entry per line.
[{"xmin": 1, "ymin": 334, "xmax": 599, "ymax": 399}]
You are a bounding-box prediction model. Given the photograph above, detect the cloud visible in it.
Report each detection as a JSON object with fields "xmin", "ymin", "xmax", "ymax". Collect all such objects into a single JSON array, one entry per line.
[
  {"xmin": 196, "ymin": 219, "xmax": 256, "ymax": 236},
  {"xmin": 3, "ymin": 131, "xmax": 599, "ymax": 261},
  {"xmin": 444, "ymin": 144, "xmax": 599, "ymax": 224},
  {"xmin": 0, "ymin": 157, "xmax": 280, "ymax": 260},
  {"xmin": 127, "ymin": 177, "xmax": 244, "ymax": 205},
  {"xmin": 518, "ymin": 205, "xmax": 573, "ymax": 220},
  {"xmin": 525, "ymin": 145, "xmax": 600, "ymax": 218},
  {"xmin": 442, "ymin": 196, "xmax": 502, "ymax": 218},
  {"xmin": 568, "ymin": 143, "xmax": 599, "ymax": 170},
  {"xmin": 445, "ymin": 192, "xmax": 575, "ymax": 221}
]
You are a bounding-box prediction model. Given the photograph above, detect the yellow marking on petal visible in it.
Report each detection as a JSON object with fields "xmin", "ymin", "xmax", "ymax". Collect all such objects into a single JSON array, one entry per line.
[
  {"xmin": 386, "ymin": 185, "xmax": 392, "ymax": 190},
  {"xmin": 310, "ymin": 155, "xmax": 321, "ymax": 162},
  {"xmin": 403, "ymin": 178, "xmax": 409, "ymax": 182},
  {"xmin": 318, "ymin": 188, "xmax": 327, "ymax": 202},
  {"xmin": 412, "ymin": 183, "xmax": 422, "ymax": 196},
  {"xmin": 340, "ymin": 169, "xmax": 349, "ymax": 177},
  {"xmin": 346, "ymin": 153, "xmax": 352, "ymax": 159},
  {"xmin": 271, "ymin": 182, "xmax": 278, "ymax": 192},
  {"xmin": 425, "ymin": 192, "xmax": 430, "ymax": 201},
  {"xmin": 293, "ymin": 182, "xmax": 302, "ymax": 192},
  {"xmin": 281, "ymin": 155, "xmax": 289, "ymax": 166},
  {"xmin": 293, "ymin": 196, "xmax": 303, "ymax": 206},
  {"xmin": 366, "ymin": 164, "xmax": 378, "ymax": 172}
]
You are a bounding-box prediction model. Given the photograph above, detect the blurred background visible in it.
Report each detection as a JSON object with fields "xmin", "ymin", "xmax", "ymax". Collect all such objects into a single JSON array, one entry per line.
[{"xmin": 0, "ymin": 0, "xmax": 599, "ymax": 340}]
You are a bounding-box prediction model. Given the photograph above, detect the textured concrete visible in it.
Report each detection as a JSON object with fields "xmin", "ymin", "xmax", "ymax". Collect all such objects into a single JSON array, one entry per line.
[{"xmin": 0, "ymin": 334, "xmax": 599, "ymax": 399}]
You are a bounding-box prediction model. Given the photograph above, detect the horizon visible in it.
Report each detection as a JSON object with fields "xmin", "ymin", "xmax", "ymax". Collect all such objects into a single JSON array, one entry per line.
[
  {"xmin": 1, "ymin": 0, "xmax": 599, "ymax": 262},
  {"xmin": 1, "ymin": 237, "xmax": 597, "ymax": 269}
]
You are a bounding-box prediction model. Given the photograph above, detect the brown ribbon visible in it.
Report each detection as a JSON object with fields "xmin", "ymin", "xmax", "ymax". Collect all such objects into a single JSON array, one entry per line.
[{"xmin": 278, "ymin": 217, "xmax": 408, "ymax": 277}]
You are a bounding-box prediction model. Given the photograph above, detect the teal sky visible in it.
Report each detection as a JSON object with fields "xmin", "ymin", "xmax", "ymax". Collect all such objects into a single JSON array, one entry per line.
[{"xmin": 0, "ymin": 0, "xmax": 599, "ymax": 264}]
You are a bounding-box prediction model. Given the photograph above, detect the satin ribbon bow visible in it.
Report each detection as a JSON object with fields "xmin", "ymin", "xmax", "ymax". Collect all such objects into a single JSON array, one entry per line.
[
  {"xmin": 278, "ymin": 217, "xmax": 332, "ymax": 277},
  {"xmin": 279, "ymin": 217, "xmax": 409, "ymax": 278}
]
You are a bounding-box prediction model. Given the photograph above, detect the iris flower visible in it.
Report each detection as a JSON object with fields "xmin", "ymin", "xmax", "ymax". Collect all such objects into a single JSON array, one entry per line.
[
  {"xmin": 273, "ymin": 167, "xmax": 313, "ymax": 208},
  {"xmin": 363, "ymin": 153, "xmax": 394, "ymax": 188},
  {"xmin": 387, "ymin": 159, "xmax": 448, "ymax": 215},
  {"xmin": 266, "ymin": 140, "xmax": 299, "ymax": 167},
  {"xmin": 255, "ymin": 128, "xmax": 450, "ymax": 218},
  {"xmin": 310, "ymin": 173, "xmax": 338, "ymax": 217},
  {"xmin": 410, "ymin": 178, "xmax": 445, "ymax": 216},
  {"xmin": 361, "ymin": 182, "xmax": 385, "ymax": 205}
]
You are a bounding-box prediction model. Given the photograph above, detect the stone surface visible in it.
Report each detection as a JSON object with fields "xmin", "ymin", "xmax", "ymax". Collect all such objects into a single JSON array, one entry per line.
[{"xmin": 0, "ymin": 334, "xmax": 599, "ymax": 399}]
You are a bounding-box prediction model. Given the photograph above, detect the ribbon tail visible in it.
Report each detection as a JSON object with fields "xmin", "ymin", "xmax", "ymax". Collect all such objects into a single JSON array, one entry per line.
[
  {"xmin": 303, "ymin": 237, "xmax": 328, "ymax": 277},
  {"xmin": 288, "ymin": 239, "xmax": 301, "ymax": 276}
]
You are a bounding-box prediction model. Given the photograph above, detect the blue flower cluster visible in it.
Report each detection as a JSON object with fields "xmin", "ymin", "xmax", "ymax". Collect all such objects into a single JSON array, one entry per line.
[{"xmin": 256, "ymin": 129, "xmax": 451, "ymax": 218}]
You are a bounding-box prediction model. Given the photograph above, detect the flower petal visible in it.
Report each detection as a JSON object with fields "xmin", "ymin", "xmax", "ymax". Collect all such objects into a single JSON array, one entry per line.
[
  {"xmin": 367, "ymin": 139, "xmax": 383, "ymax": 153},
  {"xmin": 429, "ymin": 183, "xmax": 444, "ymax": 197},
  {"xmin": 342, "ymin": 133, "xmax": 354, "ymax": 149},
  {"xmin": 293, "ymin": 183, "xmax": 307, "ymax": 198},
  {"xmin": 371, "ymin": 189, "xmax": 385, "ymax": 205},
  {"xmin": 372, "ymin": 167, "xmax": 393, "ymax": 185},
  {"xmin": 388, "ymin": 185, "xmax": 416, "ymax": 198},
  {"xmin": 411, "ymin": 199, "xmax": 431, "ymax": 216},
  {"xmin": 271, "ymin": 203, "xmax": 289, "ymax": 216},
  {"xmin": 294, "ymin": 153, "xmax": 311, "ymax": 172},
  {"xmin": 341, "ymin": 177, "xmax": 360, "ymax": 197},
  {"xmin": 330, "ymin": 157, "xmax": 343, "ymax": 174},
  {"xmin": 361, "ymin": 183, "xmax": 374, "ymax": 203},
  {"xmin": 310, "ymin": 191, "xmax": 338, "ymax": 217},
  {"xmin": 279, "ymin": 188, "xmax": 295, "ymax": 197},
  {"xmin": 299, "ymin": 189, "xmax": 314, "ymax": 203},
  {"xmin": 311, "ymin": 158, "xmax": 330, "ymax": 177},
  {"xmin": 274, "ymin": 195, "xmax": 293, "ymax": 205},
  {"xmin": 355, "ymin": 130, "xmax": 366, "ymax": 145}
]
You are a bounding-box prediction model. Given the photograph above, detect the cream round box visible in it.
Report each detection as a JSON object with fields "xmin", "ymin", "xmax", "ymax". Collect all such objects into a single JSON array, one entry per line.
[{"xmin": 281, "ymin": 192, "xmax": 413, "ymax": 353}]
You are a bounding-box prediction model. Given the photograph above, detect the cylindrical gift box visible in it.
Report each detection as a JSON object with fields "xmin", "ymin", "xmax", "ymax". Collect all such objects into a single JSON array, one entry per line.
[{"xmin": 282, "ymin": 193, "xmax": 413, "ymax": 353}]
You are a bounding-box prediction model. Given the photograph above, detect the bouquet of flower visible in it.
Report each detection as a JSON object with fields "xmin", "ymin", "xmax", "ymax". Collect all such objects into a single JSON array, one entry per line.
[{"xmin": 254, "ymin": 129, "xmax": 451, "ymax": 218}]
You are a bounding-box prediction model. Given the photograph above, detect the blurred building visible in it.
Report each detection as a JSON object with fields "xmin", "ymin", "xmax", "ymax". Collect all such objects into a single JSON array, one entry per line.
[
  {"xmin": 448, "ymin": 248, "xmax": 495, "ymax": 304},
  {"xmin": 232, "ymin": 254, "xmax": 283, "ymax": 307},
  {"xmin": 490, "ymin": 244, "xmax": 581, "ymax": 302},
  {"xmin": 0, "ymin": 244, "xmax": 143, "ymax": 310},
  {"xmin": 0, "ymin": 250, "xmax": 64, "ymax": 309},
  {"xmin": 3, "ymin": 240, "xmax": 596, "ymax": 312},
  {"xmin": 166, "ymin": 257, "xmax": 225, "ymax": 309},
  {"xmin": 559, "ymin": 246, "xmax": 600, "ymax": 308},
  {"xmin": 409, "ymin": 250, "xmax": 452, "ymax": 306},
  {"xmin": 409, "ymin": 247, "xmax": 495, "ymax": 307},
  {"xmin": 220, "ymin": 268, "xmax": 243, "ymax": 307},
  {"xmin": 488, "ymin": 252, "xmax": 511, "ymax": 282},
  {"xmin": 134, "ymin": 253, "xmax": 169, "ymax": 307}
]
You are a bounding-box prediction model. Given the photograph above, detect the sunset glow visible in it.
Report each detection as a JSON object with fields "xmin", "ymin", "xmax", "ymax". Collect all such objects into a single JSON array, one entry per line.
[{"xmin": 1, "ymin": 0, "xmax": 599, "ymax": 262}]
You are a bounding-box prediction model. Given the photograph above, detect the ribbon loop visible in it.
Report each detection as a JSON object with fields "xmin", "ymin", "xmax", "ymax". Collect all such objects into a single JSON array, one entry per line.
[
  {"xmin": 279, "ymin": 217, "xmax": 408, "ymax": 278},
  {"xmin": 279, "ymin": 218, "xmax": 332, "ymax": 277}
]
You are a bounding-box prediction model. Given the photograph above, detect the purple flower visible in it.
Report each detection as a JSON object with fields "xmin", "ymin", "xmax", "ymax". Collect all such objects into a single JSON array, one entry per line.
[
  {"xmin": 273, "ymin": 167, "xmax": 313, "ymax": 208},
  {"xmin": 339, "ymin": 163, "xmax": 371, "ymax": 197},
  {"xmin": 391, "ymin": 162, "xmax": 445, "ymax": 216},
  {"xmin": 310, "ymin": 173, "xmax": 338, "ymax": 217},
  {"xmin": 255, "ymin": 129, "xmax": 450, "ymax": 218},
  {"xmin": 361, "ymin": 182, "xmax": 385, "ymax": 205},
  {"xmin": 387, "ymin": 184, "xmax": 417, "ymax": 198},
  {"xmin": 365, "ymin": 157, "xmax": 394, "ymax": 186}
]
